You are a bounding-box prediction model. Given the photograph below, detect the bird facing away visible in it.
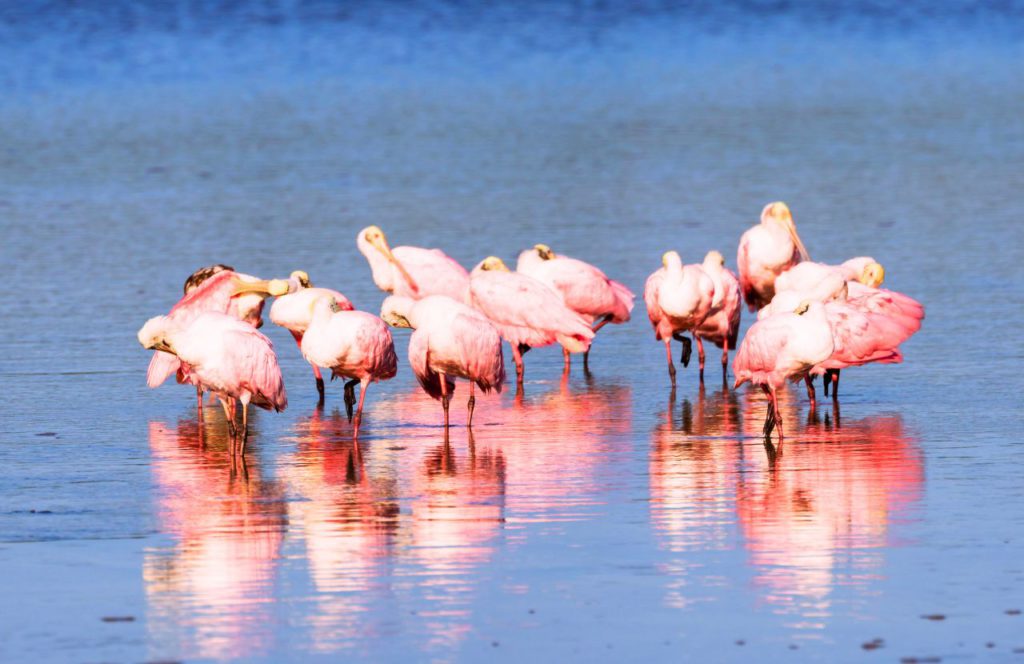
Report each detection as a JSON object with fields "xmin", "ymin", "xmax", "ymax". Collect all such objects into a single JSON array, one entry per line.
[
  {"xmin": 138, "ymin": 311, "xmax": 287, "ymax": 453},
  {"xmin": 643, "ymin": 251, "xmax": 716, "ymax": 388},
  {"xmin": 693, "ymin": 250, "xmax": 743, "ymax": 385},
  {"xmin": 733, "ymin": 300, "xmax": 834, "ymax": 442},
  {"xmin": 737, "ymin": 202, "xmax": 811, "ymax": 311},
  {"xmin": 357, "ymin": 225, "xmax": 470, "ymax": 300},
  {"xmin": 300, "ymin": 295, "xmax": 398, "ymax": 440},
  {"xmin": 516, "ymin": 244, "xmax": 635, "ymax": 373},
  {"xmin": 146, "ymin": 271, "xmax": 290, "ymax": 415},
  {"xmin": 468, "ymin": 256, "xmax": 594, "ymax": 391},
  {"xmin": 269, "ymin": 270, "xmax": 355, "ymax": 405},
  {"xmin": 381, "ymin": 294, "xmax": 505, "ymax": 434}
]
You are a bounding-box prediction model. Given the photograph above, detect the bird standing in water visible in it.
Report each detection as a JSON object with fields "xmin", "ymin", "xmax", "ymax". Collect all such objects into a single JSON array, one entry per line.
[
  {"xmin": 300, "ymin": 296, "xmax": 398, "ymax": 440},
  {"xmin": 357, "ymin": 225, "xmax": 470, "ymax": 300},
  {"xmin": 693, "ymin": 250, "xmax": 742, "ymax": 385},
  {"xmin": 737, "ymin": 202, "xmax": 811, "ymax": 311},
  {"xmin": 733, "ymin": 300, "xmax": 834, "ymax": 442},
  {"xmin": 468, "ymin": 257, "xmax": 594, "ymax": 391},
  {"xmin": 644, "ymin": 251, "xmax": 716, "ymax": 388},
  {"xmin": 381, "ymin": 295, "xmax": 505, "ymax": 435},
  {"xmin": 138, "ymin": 311, "xmax": 287, "ymax": 454},
  {"xmin": 516, "ymin": 244, "xmax": 634, "ymax": 373},
  {"xmin": 269, "ymin": 271, "xmax": 354, "ymax": 405}
]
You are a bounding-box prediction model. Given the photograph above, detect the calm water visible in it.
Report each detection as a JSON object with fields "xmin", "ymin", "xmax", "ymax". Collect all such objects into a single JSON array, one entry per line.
[{"xmin": 2, "ymin": 2, "xmax": 1024, "ymax": 662}]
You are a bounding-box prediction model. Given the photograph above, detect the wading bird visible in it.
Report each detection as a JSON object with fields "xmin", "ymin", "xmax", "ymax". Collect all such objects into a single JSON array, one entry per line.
[
  {"xmin": 693, "ymin": 251, "xmax": 743, "ymax": 384},
  {"xmin": 147, "ymin": 271, "xmax": 290, "ymax": 414},
  {"xmin": 468, "ymin": 257, "xmax": 594, "ymax": 390},
  {"xmin": 138, "ymin": 312, "xmax": 287, "ymax": 453},
  {"xmin": 644, "ymin": 251, "xmax": 716, "ymax": 388},
  {"xmin": 516, "ymin": 244, "xmax": 634, "ymax": 372},
  {"xmin": 733, "ymin": 301, "xmax": 834, "ymax": 442},
  {"xmin": 381, "ymin": 295, "xmax": 505, "ymax": 433},
  {"xmin": 357, "ymin": 225, "xmax": 470, "ymax": 300},
  {"xmin": 737, "ymin": 202, "xmax": 810, "ymax": 311},
  {"xmin": 269, "ymin": 271, "xmax": 354, "ymax": 405},
  {"xmin": 300, "ymin": 296, "xmax": 398, "ymax": 439}
]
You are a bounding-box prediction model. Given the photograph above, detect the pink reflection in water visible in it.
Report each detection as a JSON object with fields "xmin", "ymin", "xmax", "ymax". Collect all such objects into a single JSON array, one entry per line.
[{"xmin": 144, "ymin": 415, "xmax": 287, "ymax": 661}]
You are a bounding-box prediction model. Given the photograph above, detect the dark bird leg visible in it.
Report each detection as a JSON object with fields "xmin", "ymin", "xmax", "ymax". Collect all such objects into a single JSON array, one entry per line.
[
  {"xmin": 830, "ymin": 369, "xmax": 841, "ymax": 401},
  {"xmin": 513, "ymin": 343, "xmax": 530, "ymax": 392},
  {"xmin": 804, "ymin": 374, "xmax": 817, "ymax": 410},
  {"xmin": 343, "ymin": 379, "xmax": 359, "ymax": 422},
  {"xmin": 196, "ymin": 386, "xmax": 204, "ymax": 421},
  {"xmin": 664, "ymin": 339, "xmax": 676, "ymax": 387},
  {"xmin": 721, "ymin": 338, "xmax": 729, "ymax": 388},
  {"xmin": 823, "ymin": 370, "xmax": 831, "ymax": 397},
  {"xmin": 467, "ymin": 382, "xmax": 476, "ymax": 427},
  {"xmin": 761, "ymin": 385, "xmax": 775, "ymax": 439},
  {"xmin": 313, "ymin": 365, "xmax": 325, "ymax": 407},
  {"xmin": 240, "ymin": 399, "xmax": 249, "ymax": 456},
  {"xmin": 673, "ymin": 332, "xmax": 692, "ymax": 367},
  {"xmin": 438, "ymin": 372, "xmax": 451, "ymax": 442},
  {"xmin": 562, "ymin": 347, "xmax": 571, "ymax": 374},
  {"xmin": 695, "ymin": 335, "xmax": 706, "ymax": 384}
]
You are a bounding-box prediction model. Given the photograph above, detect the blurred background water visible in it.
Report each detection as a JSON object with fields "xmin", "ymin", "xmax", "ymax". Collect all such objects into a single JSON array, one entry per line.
[{"xmin": 1, "ymin": 1, "xmax": 1023, "ymax": 662}]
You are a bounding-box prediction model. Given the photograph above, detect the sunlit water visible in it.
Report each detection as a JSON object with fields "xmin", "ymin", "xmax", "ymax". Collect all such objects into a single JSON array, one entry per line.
[{"xmin": 2, "ymin": 2, "xmax": 1023, "ymax": 662}]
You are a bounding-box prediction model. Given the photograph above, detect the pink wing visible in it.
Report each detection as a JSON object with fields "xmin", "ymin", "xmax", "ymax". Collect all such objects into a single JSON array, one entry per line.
[
  {"xmin": 470, "ymin": 273, "xmax": 594, "ymax": 345},
  {"xmin": 821, "ymin": 303, "xmax": 903, "ymax": 369},
  {"xmin": 643, "ymin": 269, "xmax": 665, "ymax": 336},
  {"xmin": 736, "ymin": 235, "xmax": 760, "ymax": 312},
  {"xmin": 847, "ymin": 283, "xmax": 924, "ymax": 344},
  {"xmin": 733, "ymin": 315, "xmax": 793, "ymax": 388},
  {"xmin": 223, "ymin": 323, "xmax": 287, "ymax": 411},
  {"xmin": 538, "ymin": 258, "xmax": 635, "ymax": 322},
  {"xmin": 453, "ymin": 314, "xmax": 505, "ymax": 393},
  {"xmin": 395, "ymin": 246, "xmax": 470, "ymax": 300},
  {"xmin": 409, "ymin": 328, "xmax": 455, "ymax": 401}
]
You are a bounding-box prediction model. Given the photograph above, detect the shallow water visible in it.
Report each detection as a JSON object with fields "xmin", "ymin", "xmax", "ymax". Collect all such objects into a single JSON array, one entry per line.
[{"xmin": 2, "ymin": 2, "xmax": 1024, "ymax": 662}]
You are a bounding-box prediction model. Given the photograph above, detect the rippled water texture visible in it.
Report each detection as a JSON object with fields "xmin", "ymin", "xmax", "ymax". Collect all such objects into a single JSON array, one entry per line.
[{"xmin": 2, "ymin": 2, "xmax": 1023, "ymax": 662}]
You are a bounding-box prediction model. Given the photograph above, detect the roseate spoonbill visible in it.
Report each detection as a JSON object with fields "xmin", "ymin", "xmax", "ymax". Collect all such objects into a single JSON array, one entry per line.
[
  {"xmin": 381, "ymin": 295, "xmax": 505, "ymax": 432},
  {"xmin": 300, "ymin": 296, "xmax": 398, "ymax": 439},
  {"xmin": 515, "ymin": 244, "xmax": 635, "ymax": 372},
  {"xmin": 643, "ymin": 251, "xmax": 716, "ymax": 388},
  {"xmin": 357, "ymin": 225, "xmax": 470, "ymax": 299},
  {"xmin": 468, "ymin": 257, "xmax": 594, "ymax": 390},
  {"xmin": 693, "ymin": 250, "xmax": 742, "ymax": 384},
  {"xmin": 269, "ymin": 271, "xmax": 355, "ymax": 405},
  {"xmin": 733, "ymin": 300, "xmax": 834, "ymax": 441},
  {"xmin": 737, "ymin": 202, "xmax": 811, "ymax": 311},
  {"xmin": 147, "ymin": 271, "xmax": 291, "ymax": 414},
  {"xmin": 138, "ymin": 312, "xmax": 287, "ymax": 453}
]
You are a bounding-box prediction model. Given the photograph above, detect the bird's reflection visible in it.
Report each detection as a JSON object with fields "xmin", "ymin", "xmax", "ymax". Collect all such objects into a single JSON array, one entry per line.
[
  {"xmin": 144, "ymin": 415, "xmax": 287, "ymax": 661},
  {"xmin": 735, "ymin": 407, "xmax": 924, "ymax": 630},
  {"xmin": 278, "ymin": 407, "xmax": 399, "ymax": 653},
  {"xmin": 650, "ymin": 387, "xmax": 923, "ymax": 625}
]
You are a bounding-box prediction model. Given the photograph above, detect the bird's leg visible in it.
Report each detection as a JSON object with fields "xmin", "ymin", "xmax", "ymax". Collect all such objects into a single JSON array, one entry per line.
[
  {"xmin": 352, "ymin": 378, "xmax": 370, "ymax": 440},
  {"xmin": 563, "ymin": 347, "xmax": 571, "ymax": 374},
  {"xmin": 513, "ymin": 344, "xmax": 528, "ymax": 391},
  {"xmin": 220, "ymin": 398, "xmax": 237, "ymax": 450},
  {"xmin": 313, "ymin": 364, "xmax": 325, "ymax": 407},
  {"xmin": 240, "ymin": 399, "xmax": 249, "ymax": 457},
  {"xmin": 196, "ymin": 386, "xmax": 204, "ymax": 421},
  {"xmin": 343, "ymin": 379, "xmax": 359, "ymax": 422},
  {"xmin": 467, "ymin": 382, "xmax": 476, "ymax": 428},
  {"xmin": 673, "ymin": 332, "xmax": 692, "ymax": 367},
  {"xmin": 831, "ymin": 370, "xmax": 841, "ymax": 402},
  {"xmin": 804, "ymin": 374, "xmax": 817, "ymax": 410},
  {"xmin": 695, "ymin": 335, "xmax": 706, "ymax": 384},
  {"xmin": 664, "ymin": 339, "xmax": 677, "ymax": 387},
  {"xmin": 439, "ymin": 372, "xmax": 450, "ymax": 437},
  {"xmin": 583, "ymin": 349, "xmax": 591, "ymax": 376},
  {"xmin": 823, "ymin": 369, "xmax": 831, "ymax": 397},
  {"xmin": 761, "ymin": 385, "xmax": 775, "ymax": 439},
  {"xmin": 721, "ymin": 338, "xmax": 729, "ymax": 387},
  {"xmin": 770, "ymin": 388, "xmax": 784, "ymax": 441},
  {"xmin": 591, "ymin": 314, "xmax": 614, "ymax": 335}
]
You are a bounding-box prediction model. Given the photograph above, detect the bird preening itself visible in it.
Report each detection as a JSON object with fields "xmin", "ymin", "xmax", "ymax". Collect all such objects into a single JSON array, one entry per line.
[
  {"xmin": 737, "ymin": 202, "xmax": 810, "ymax": 311},
  {"xmin": 357, "ymin": 225, "xmax": 470, "ymax": 300}
]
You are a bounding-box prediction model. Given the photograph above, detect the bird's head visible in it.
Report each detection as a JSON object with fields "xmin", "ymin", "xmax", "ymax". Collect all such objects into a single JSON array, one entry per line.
[
  {"xmin": 359, "ymin": 225, "xmax": 419, "ymax": 293},
  {"xmin": 762, "ymin": 201, "xmax": 810, "ymax": 261},
  {"xmin": 290, "ymin": 270, "xmax": 312, "ymax": 288},
  {"xmin": 793, "ymin": 300, "xmax": 812, "ymax": 316},
  {"xmin": 859, "ymin": 262, "xmax": 885, "ymax": 288},
  {"xmin": 478, "ymin": 256, "xmax": 510, "ymax": 272},
  {"xmin": 534, "ymin": 244, "xmax": 555, "ymax": 260},
  {"xmin": 704, "ymin": 250, "xmax": 725, "ymax": 267},
  {"xmin": 183, "ymin": 264, "xmax": 234, "ymax": 295},
  {"xmin": 661, "ymin": 251, "xmax": 682, "ymax": 269},
  {"xmin": 380, "ymin": 295, "xmax": 415, "ymax": 328},
  {"xmin": 138, "ymin": 316, "xmax": 177, "ymax": 354}
]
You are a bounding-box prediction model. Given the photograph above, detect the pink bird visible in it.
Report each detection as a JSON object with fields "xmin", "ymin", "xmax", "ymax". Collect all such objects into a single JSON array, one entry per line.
[
  {"xmin": 737, "ymin": 202, "xmax": 811, "ymax": 311},
  {"xmin": 300, "ymin": 296, "xmax": 398, "ymax": 439},
  {"xmin": 733, "ymin": 301, "xmax": 834, "ymax": 441},
  {"xmin": 762, "ymin": 260, "xmax": 924, "ymax": 399},
  {"xmin": 269, "ymin": 271, "xmax": 354, "ymax": 405},
  {"xmin": 357, "ymin": 225, "xmax": 470, "ymax": 300},
  {"xmin": 644, "ymin": 251, "xmax": 716, "ymax": 387},
  {"xmin": 693, "ymin": 250, "xmax": 743, "ymax": 384},
  {"xmin": 381, "ymin": 295, "xmax": 505, "ymax": 433},
  {"xmin": 138, "ymin": 311, "xmax": 287, "ymax": 453},
  {"xmin": 468, "ymin": 257, "xmax": 594, "ymax": 390},
  {"xmin": 516, "ymin": 244, "xmax": 635, "ymax": 372},
  {"xmin": 147, "ymin": 270, "xmax": 291, "ymax": 414}
]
